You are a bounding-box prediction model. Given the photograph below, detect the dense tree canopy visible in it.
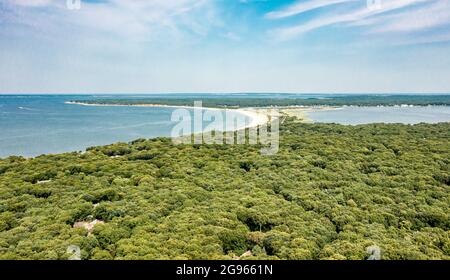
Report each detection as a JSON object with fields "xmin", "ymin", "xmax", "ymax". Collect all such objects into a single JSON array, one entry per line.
[{"xmin": 0, "ymin": 118, "xmax": 449, "ymax": 260}]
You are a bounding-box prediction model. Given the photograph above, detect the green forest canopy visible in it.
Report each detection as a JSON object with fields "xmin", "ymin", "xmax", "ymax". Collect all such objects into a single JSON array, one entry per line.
[{"xmin": 0, "ymin": 118, "xmax": 449, "ymax": 260}]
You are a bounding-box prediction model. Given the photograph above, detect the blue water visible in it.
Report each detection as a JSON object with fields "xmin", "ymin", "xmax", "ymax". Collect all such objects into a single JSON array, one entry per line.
[
  {"xmin": 307, "ymin": 106, "xmax": 450, "ymax": 125},
  {"xmin": 1, "ymin": 95, "xmax": 449, "ymax": 158},
  {"xmin": 0, "ymin": 95, "xmax": 251, "ymax": 158}
]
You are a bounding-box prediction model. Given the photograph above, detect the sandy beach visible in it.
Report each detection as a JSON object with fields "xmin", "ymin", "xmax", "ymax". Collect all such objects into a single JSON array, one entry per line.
[
  {"xmin": 235, "ymin": 108, "xmax": 271, "ymax": 128},
  {"xmin": 65, "ymin": 101, "xmax": 272, "ymax": 130},
  {"xmin": 237, "ymin": 106, "xmax": 339, "ymax": 124},
  {"xmin": 279, "ymin": 106, "xmax": 341, "ymax": 123},
  {"xmin": 65, "ymin": 101, "xmax": 343, "ymax": 128}
]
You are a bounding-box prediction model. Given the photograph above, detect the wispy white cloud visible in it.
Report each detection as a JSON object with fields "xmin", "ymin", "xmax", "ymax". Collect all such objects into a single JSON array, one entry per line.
[
  {"xmin": 1, "ymin": 0, "xmax": 217, "ymax": 42},
  {"xmin": 6, "ymin": 0, "xmax": 55, "ymax": 7},
  {"xmin": 269, "ymin": 0, "xmax": 435, "ymax": 41},
  {"xmin": 2, "ymin": 0, "xmax": 450, "ymax": 93},
  {"xmin": 369, "ymin": 0, "xmax": 450, "ymax": 33},
  {"xmin": 265, "ymin": 0, "xmax": 356, "ymax": 19}
]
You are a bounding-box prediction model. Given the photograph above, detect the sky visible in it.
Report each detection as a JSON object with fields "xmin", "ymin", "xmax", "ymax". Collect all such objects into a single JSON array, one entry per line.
[{"xmin": 0, "ymin": 0, "xmax": 450, "ymax": 94}]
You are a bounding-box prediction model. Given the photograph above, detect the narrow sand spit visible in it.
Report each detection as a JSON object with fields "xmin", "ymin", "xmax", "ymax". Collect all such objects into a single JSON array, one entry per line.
[
  {"xmin": 280, "ymin": 106, "xmax": 341, "ymax": 123},
  {"xmin": 66, "ymin": 102, "xmax": 271, "ymax": 130},
  {"xmin": 66, "ymin": 101, "xmax": 342, "ymax": 127},
  {"xmin": 235, "ymin": 108, "xmax": 271, "ymax": 129}
]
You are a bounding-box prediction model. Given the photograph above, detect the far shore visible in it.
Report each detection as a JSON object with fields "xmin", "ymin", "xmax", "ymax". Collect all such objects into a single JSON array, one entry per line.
[{"xmin": 64, "ymin": 101, "xmax": 340, "ymax": 126}]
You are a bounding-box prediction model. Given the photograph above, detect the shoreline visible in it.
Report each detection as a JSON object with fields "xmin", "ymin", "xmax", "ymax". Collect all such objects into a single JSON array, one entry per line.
[
  {"xmin": 1, "ymin": 102, "xmax": 448, "ymax": 159},
  {"xmin": 64, "ymin": 101, "xmax": 345, "ymax": 126},
  {"xmin": 65, "ymin": 100, "xmax": 450, "ymax": 127},
  {"xmin": 65, "ymin": 101, "xmax": 272, "ymax": 130}
]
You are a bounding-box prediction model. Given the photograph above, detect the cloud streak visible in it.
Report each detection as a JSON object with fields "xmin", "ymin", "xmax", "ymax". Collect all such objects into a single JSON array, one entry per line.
[
  {"xmin": 6, "ymin": 0, "xmax": 54, "ymax": 7},
  {"xmin": 265, "ymin": 0, "xmax": 356, "ymax": 19},
  {"xmin": 370, "ymin": 0, "xmax": 450, "ymax": 33},
  {"xmin": 1, "ymin": 0, "xmax": 450, "ymax": 93},
  {"xmin": 1, "ymin": 0, "xmax": 216, "ymax": 42},
  {"xmin": 268, "ymin": 0, "xmax": 441, "ymax": 41}
]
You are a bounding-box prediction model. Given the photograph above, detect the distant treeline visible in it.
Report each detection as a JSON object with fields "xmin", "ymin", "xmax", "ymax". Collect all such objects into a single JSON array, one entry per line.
[{"xmin": 72, "ymin": 95, "xmax": 450, "ymax": 108}]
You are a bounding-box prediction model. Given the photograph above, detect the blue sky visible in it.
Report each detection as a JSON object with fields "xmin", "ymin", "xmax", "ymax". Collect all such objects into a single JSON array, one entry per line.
[{"xmin": 1, "ymin": 0, "xmax": 450, "ymax": 93}]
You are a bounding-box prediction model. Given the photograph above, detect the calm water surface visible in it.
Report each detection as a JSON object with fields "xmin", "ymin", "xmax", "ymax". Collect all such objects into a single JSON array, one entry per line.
[
  {"xmin": 1, "ymin": 95, "xmax": 449, "ymax": 158},
  {"xmin": 0, "ymin": 95, "xmax": 250, "ymax": 158},
  {"xmin": 307, "ymin": 106, "xmax": 450, "ymax": 125}
]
